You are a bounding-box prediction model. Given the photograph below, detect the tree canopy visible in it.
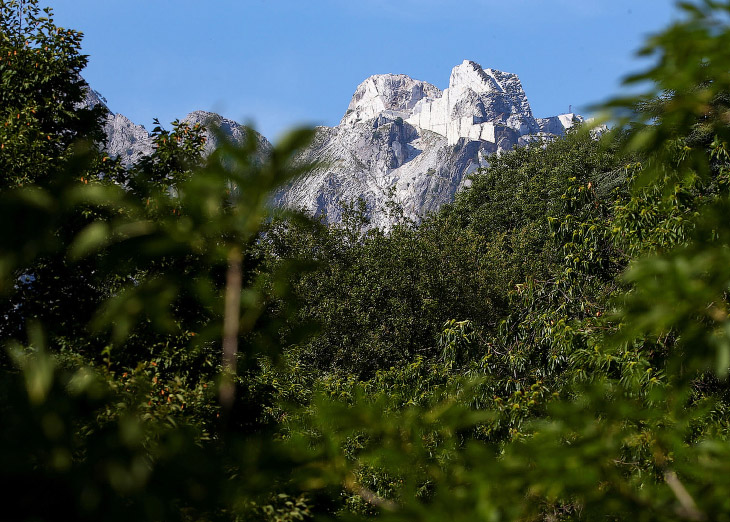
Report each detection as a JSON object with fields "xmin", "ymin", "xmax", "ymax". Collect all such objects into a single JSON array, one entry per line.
[{"xmin": 4, "ymin": 0, "xmax": 730, "ymax": 520}]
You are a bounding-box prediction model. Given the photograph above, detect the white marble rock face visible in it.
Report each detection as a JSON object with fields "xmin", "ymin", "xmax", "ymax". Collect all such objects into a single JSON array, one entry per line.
[
  {"xmin": 276, "ymin": 60, "xmax": 582, "ymax": 228},
  {"xmin": 88, "ymin": 60, "xmax": 582, "ymax": 229},
  {"xmin": 406, "ymin": 60, "xmax": 541, "ymax": 145}
]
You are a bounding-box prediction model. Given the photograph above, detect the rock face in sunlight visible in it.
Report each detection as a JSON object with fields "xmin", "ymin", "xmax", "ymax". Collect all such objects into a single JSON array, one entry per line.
[
  {"xmin": 340, "ymin": 74, "xmax": 443, "ymax": 126},
  {"xmin": 182, "ymin": 110, "xmax": 273, "ymax": 159},
  {"xmin": 275, "ymin": 60, "xmax": 582, "ymax": 228},
  {"xmin": 82, "ymin": 88, "xmax": 153, "ymax": 165},
  {"xmin": 83, "ymin": 89, "xmax": 270, "ymax": 167},
  {"xmin": 407, "ymin": 60, "xmax": 539, "ymax": 145},
  {"xmin": 91, "ymin": 60, "xmax": 582, "ymax": 228}
]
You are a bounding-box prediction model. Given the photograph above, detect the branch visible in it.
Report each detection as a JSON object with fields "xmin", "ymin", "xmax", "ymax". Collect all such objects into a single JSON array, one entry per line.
[
  {"xmin": 220, "ymin": 246, "xmax": 242, "ymax": 411},
  {"xmin": 344, "ymin": 474, "xmax": 399, "ymax": 513},
  {"xmin": 664, "ymin": 470, "xmax": 705, "ymax": 521}
]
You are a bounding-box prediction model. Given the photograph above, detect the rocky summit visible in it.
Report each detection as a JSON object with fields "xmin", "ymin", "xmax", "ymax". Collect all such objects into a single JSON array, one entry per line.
[
  {"xmin": 94, "ymin": 60, "xmax": 582, "ymax": 228},
  {"xmin": 84, "ymin": 89, "xmax": 271, "ymax": 167},
  {"xmin": 274, "ymin": 60, "xmax": 582, "ymax": 228}
]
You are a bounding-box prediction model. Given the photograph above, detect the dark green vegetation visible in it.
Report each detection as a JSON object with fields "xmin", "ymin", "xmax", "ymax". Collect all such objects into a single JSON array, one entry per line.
[{"xmin": 4, "ymin": 0, "xmax": 730, "ymax": 519}]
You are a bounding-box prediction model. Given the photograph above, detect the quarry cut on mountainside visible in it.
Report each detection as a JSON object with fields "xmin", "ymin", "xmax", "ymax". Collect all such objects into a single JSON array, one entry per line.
[{"xmin": 92, "ymin": 60, "xmax": 583, "ymax": 228}]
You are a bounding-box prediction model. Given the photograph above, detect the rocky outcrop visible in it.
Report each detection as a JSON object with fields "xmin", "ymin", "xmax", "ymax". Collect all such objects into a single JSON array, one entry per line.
[
  {"xmin": 407, "ymin": 60, "xmax": 539, "ymax": 145},
  {"xmin": 103, "ymin": 113, "xmax": 154, "ymax": 165},
  {"xmin": 87, "ymin": 59, "xmax": 582, "ymax": 229},
  {"xmin": 536, "ymin": 113, "xmax": 583, "ymax": 135},
  {"xmin": 81, "ymin": 87, "xmax": 153, "ymax": 166},
  {"xmin": 181, "ymin": 110, "xmax": 272, "ymax": 160},
  {"xmin": 277, "ymin": 60, "xmax": 583, "ymax": 228},
  {"xmin": 83, "ymin": 88, "xmax": 271, "ymax": 167},
  {"xmin": 341, "ymin": 74, "xmax": 442, "ymax": 126}
]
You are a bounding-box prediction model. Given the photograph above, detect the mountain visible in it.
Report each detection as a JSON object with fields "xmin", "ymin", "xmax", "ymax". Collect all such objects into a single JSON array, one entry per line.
[
  {"xmin": 275, "ymin": 60, "xmax": 581, "ymax": 227},
  {"xmin": 83, "ymin": 89, "xmax": 271, "ymax": 167},
  {"xmin": 92, "ymin": 60, "xmax": 581, "ymax": 228}
]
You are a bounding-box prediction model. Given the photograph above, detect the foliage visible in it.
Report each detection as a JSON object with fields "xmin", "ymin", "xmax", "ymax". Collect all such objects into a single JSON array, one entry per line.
[
  {"xmin": 0, "ymin": 3, "xmax": 319, "ymax": 519},
  {"xmin": 6, "ymin": 0, "xmax": 730, "ymax": 520},
  {"xmin": 0, "ymin": 0, "xmax": 107, "ymax": 189},
  {"xmin": 258, "ymin": 203, "xmax": 498, "ymax": 377}
]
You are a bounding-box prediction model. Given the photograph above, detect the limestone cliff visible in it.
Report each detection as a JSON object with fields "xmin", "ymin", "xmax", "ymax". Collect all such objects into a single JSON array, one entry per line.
[
  {"xmin": 90, "ymin": 60, "xmax": 581, "ymax": 228},
  {"xmin": 275, "ymin": 60, "xmax": 582, "ymax": 228}
]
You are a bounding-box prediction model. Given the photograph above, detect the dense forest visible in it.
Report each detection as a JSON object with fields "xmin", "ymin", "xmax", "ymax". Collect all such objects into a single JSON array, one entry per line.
[{"xmin": 3, "ymin": 0, "xmax": 730, "ymax": 520}]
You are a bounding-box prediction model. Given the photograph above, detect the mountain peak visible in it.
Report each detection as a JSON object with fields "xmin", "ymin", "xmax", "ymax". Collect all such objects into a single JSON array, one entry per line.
[
  {"xmin": 405, "ymin": 60, "xmax": 538, "ymax": 143},
  {"xmin": 340, "ymin": 74, "xmax": 441, "ymax": 126},
  {"xmin": 92, "ymin": 61, "xmax": 582, "ymax": 229},
  {"xmin": 449, "ymin": 60, "xmax": 500, "ymax": 93}
]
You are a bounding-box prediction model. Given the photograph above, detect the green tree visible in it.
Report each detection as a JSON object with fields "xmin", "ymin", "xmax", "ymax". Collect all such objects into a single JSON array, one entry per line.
[
  {"xmin": 0, "ymin": 0, "xmax": 106, "ymax": 189},
  {"xmin": 0, "ymin": 2, "xmax": 320, "ymax": 519},
  {"xmin": 7, "ymin": 0, "xmax": 730, "ymax": 520}
]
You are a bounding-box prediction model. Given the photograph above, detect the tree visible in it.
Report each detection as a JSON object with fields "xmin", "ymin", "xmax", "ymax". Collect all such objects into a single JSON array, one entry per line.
[
  {"xmin": 0, "ymin": 2, "xmax": 320, "ymax": 519},
  {"xmin": 6, "ymin": 0, "xmax": 730, "ymax": 520},
  {"xmin": 0, "ymin": 0, "xmax": 106, "ymax": 189}
]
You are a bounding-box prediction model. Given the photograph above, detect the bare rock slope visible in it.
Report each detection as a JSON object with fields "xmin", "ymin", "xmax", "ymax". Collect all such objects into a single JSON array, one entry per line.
[
  {"xmin": 84, "ymin": 89, "xmax": 270, "ymax": 167},
  {"xmin": 275, "ymin": 60, "xmax": 582, "ymax": 228},
  {"xmin": 94, "ymin": 60, "xmax": 581, "ymax": 228}
]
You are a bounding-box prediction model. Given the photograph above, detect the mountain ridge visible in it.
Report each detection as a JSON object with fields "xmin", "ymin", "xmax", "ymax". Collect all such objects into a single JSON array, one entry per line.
[
  {"xmin": 274, "ymin": 60, "xmax": 582, "ymax": 227},
  {"xmin": 90, "ymin": 60, "xmax": 582, "ymax": 228}
]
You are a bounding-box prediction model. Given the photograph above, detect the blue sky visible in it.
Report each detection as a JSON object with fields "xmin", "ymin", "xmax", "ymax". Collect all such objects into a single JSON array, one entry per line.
[{"xmin": 44, "ymin": 0, "xmax": 679, "ymax": 140}]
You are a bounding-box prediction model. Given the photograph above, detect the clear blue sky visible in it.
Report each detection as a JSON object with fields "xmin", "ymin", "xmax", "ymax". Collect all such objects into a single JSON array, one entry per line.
[{"xmin": 44, "ymin": 0, "xmax": 679, "ymax": 140}]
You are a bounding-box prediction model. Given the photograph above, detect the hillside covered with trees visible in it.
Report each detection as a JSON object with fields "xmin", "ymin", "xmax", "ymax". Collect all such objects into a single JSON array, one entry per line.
[{"xmin": 3, "ymin": 0, "xmax": 730, "ymax": 520}]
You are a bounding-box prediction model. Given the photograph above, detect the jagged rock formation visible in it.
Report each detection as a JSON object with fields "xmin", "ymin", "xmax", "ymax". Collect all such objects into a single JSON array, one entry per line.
[
  {"xmin": 340, "ymin": 74, "xmax": 442, "ymax": 126},
  {"xmin": 537, "ymin": 113, "xmax": 582, "ymax": 136},
  {"xmin": 180, "ymin": 111, "xmax": 272, "ymax": 159},
  {"xmin": 90, "ymin": 60, "xmax": 581, "ymax": 228},
  {"xmin": 275, "ymin": 60, "xmax": 582, "ymax": 228},
  {"xmin": 407, "ymin": 60, "xmax": 539, "ymax": 145},
  {"xmin": 82, "ymin": 88, "xmax": 153, "ymax": 165},
  {"xmin": 83, "ymin": 89, "xmax": 271, "ymax": 167}
]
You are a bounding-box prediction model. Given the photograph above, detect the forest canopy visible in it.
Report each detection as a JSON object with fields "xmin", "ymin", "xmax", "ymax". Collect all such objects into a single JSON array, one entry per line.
[{"xmin": 3, "ymin": 0, "xmax": 730, "ymax": 520}]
